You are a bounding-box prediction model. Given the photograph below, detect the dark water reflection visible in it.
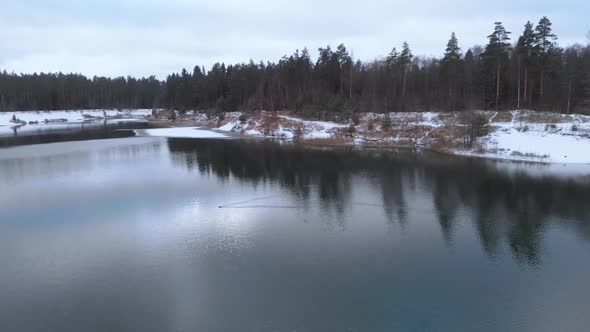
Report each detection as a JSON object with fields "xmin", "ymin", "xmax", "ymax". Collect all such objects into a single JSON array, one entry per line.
[
  {"xmin": 0, "ymin": 121, "xmax": 154, "ymax": 147},
  {"xmin": 168, "ymin": 138, "xmax": 590, "ymax": 266},
  {"xmin": 1, "ymin": 136, "xmax": 590, "ymax": 332}
]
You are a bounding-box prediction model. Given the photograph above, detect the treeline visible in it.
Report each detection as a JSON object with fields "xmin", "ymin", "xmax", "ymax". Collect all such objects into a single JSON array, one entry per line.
[
  {"xmin": 0, "ymin": 74, "xmax": 161, "ymax": 111},
  {"xmin": 1, "ymin": 17, "xmax": 590, "ymax": 115}
]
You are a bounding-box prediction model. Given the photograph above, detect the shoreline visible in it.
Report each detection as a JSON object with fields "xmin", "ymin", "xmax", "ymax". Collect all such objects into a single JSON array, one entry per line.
[
  {"xmin": 138, "ymin": 124, "xmax": 587, "ymax": 166},
  {"xmin": 3, "ymin": 108, "xmax": 590, "ymax": 165},
  {"xmin": 139, "ymin": 109, "xmax": 590, "ymax": 165}
]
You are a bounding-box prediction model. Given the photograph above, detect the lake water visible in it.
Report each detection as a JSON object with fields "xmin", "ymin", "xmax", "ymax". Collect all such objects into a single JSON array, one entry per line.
[{"xmin": 1, "ymin": 129, "xmax": 590, "ymax": 332}]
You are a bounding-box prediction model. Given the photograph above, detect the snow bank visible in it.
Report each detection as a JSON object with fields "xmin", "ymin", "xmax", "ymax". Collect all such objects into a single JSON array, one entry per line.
[
  {"xmin": 134, "ymin": 127, "xmax": 230, "ymax": 139},
  {"xmin": 480, "ymin": 125, "xmax": 590, "ymax": 163},
  {"xmin": 0, "ymin": 109, "xmax": 151, "ymax": 126},
  {"xmin": 277, "ymin": 115, "xmax": 347, "ymax": 139},
  {"xmin": 464, "ymin": 111, "xmax": 590, "ymax": 164},
  {"xmin": 214, "ymin": 112, "xmax": 346, "ymax": 139}
]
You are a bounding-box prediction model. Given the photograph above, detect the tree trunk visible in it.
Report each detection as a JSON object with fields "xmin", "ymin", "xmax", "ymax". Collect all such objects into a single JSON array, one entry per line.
[
  {"xmin": 402, "ymin": 68, "xmax": 407, "ymax": 98},
  {"xmin": 517, "ymin": 56, "xmax": 521, "ymax": 110},
  {"xmin": 284, "ymin": 87, "xmax": 289, "ymax": 109},
  {"xmin": 523, "ymin": 65, "xmax": 529, "ymax": 101},
  {"xmin": 448, "ymin": 84, "xmax": 453, "ymax": 112},
  {"xmin": 402, "ymin": 67, "xmax": 407, "ymax": 112},
  {"xmin": 567, "ymin": 79, "xmax": 572, "ymax": 114},
  {"xmin": 349, "ymin": 64, "xmax": 353, "ymax": 100},
  {"xmin": 540, "ymin": 70, "xmax": 545, "ymax": 98},
  {"xmin": 495, "ymin": 61, "xmax": 501, "ymax": 111},
  {"xmin": 340, "ymin": 65, "xmax": 344, "ymax": 95}
]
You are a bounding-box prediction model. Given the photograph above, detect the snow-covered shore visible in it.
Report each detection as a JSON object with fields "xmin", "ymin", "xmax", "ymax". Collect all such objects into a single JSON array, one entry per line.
[
  {"xmin": 454, "ymin": 111, "xmax": 590, "ymax": 163},
  {"xmin": 3, "ymin": 109, "xmax": 590, "ymax": 165},
  {"xmin": 0, "ymin": 109, "xmax": 152, "ymax": 126},
  {"xmin": 0, "ymin": 109, "xmax": 152, "ymax": 136},
  {"xmin": 143, "ymin": 110, "xmax": 590, "ymax": 164}
]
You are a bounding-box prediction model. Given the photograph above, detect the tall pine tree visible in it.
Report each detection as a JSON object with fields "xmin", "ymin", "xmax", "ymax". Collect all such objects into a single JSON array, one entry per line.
[
  {"xmin": 399, "ymin": 42, "xmax": 413, "ymax": 111},
  {"xmin": 441, "ymin": 33, "xmax": 462, "ymax": 111},
  {"xmin": 533, "ymin": 16, "xmax": 559, "ymax": 105},
  {"xmin": 482, "ymin": 22, "xmax": 512, "ymax": 110},
  {"xmin": 516, "ymin": 21, "xmax": 535, "ymax": 108}
]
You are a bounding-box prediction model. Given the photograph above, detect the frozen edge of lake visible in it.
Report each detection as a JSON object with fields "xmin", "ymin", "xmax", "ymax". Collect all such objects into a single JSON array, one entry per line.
[{"xmin": 134, "ymin": 127, "xmax": 230, "ymax": 139}]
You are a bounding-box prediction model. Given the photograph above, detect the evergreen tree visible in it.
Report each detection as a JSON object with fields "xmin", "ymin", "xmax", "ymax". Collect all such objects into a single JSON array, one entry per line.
[
  {"xmin": 533, "ymin": 16, "xmax": 559, "ymax": 104},
  {"xmin": 0, "ymin": 19, "xmax": 588, "ymax": 115},
  {"xmin": 584, "ymin": 47, "xmax": 590, "ymax": 110},
  {"xmin": 441, "ymin": 33, "xmax": 463, "ymax": 111},
  {"xmin": 516, "ymin": 21, "xmax": 535, "ymax": 107},
  {"xmin": 482, "ymin": 22, "xmax": 512, "ymax": 110},
  {"xmin": 335, "ymin": 44, "xmax": 352, "ymax": 97},
  {"xmin": 399, "ymin": 42, "xmax": 413, "ymax": 101},
  {"xmin": 464, "ymin": 49, "xmax": 475, "ymax": 108},
  {"xmin": 391, "ymin": 42, "xmax": 414, "ymax": 111},
  {"xmin": 385, "ymin": 47, "xmax": 399, "ymax": 110}
]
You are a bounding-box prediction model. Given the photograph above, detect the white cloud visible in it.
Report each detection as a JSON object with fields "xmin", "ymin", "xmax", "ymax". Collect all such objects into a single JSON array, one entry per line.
[{"xmin": 0, "ymin": 0, "xmax": 588, "ymax": 78}]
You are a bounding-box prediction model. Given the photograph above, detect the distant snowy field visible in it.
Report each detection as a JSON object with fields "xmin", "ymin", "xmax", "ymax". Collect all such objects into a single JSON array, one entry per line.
[
  {"xmin": 0, "ymin": 109, "xmax": 152, "ymax": 126},
  {"xmin": 0, "ymin": 109, "xmax": 152, "ymax": 136}
]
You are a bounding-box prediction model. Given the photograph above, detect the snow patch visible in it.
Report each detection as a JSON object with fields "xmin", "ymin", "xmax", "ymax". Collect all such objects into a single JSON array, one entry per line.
[
  {"xmin": 0, "ymin": 109, "xmax": 151, "ymax": 126},
  {"xmin": 134, "ymin": 127, "xmax": 230, "ymax": 139}
]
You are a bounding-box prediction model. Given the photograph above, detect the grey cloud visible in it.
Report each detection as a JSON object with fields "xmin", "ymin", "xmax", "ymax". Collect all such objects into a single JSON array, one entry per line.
[{"xmin": 0, "ymin": 0, "xmax": 588, "ymax": 78}]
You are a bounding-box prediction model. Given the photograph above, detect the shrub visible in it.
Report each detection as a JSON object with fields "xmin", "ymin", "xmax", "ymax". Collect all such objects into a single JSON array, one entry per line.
[
  {"xmin": 347, "ymin": 124, "xmax": 356, "ymax": 134},
  {"xmin": 381, "ymin": 116, "xmax": 392, "ymax": 130},
  {"xmin": 463, "ymin": 112, "xmax": 489, "ymax": 148},
  {"xmin": 471, "ymin": 113, "xmax": 488, "ymax": 135},
  {"xmin": 517, "ymin": 125, "xmax": 530, "ymax": 132},
  {"xmin": 293, "ymin": 124, "xmax": 304, "ymax": 140},
  {"xmin": 327, "ymin": 94, "xmax": 345, "ymax": 113},
  {"xmin": 239, "ymin": 114, "xmax": 248, "ymax": 123}
]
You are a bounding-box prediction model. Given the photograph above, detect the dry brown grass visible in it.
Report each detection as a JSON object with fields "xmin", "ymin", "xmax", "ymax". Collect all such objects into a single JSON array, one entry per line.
[
  {"xmin": 514, "ymin": 111, "xmax": 567, "ymax": 124},
  {"xmin": 389, "ymin": 113, "xmax": 424, "ymax": 127},
  {"xmin": 491, "ymin": 111, "xmax": 513, "ymax": 122},
  {"xmin": 429, "ymin": 126, "xmax": 465, "ymax": 151}
]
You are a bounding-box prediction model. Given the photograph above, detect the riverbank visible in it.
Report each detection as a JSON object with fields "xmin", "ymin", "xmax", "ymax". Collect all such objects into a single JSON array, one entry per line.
[
  {"xmin": 0, "ymin": 109, "xmax": 152, "ymax": 136},
  {"xmin": 140, "ymin": 109, "xmax": 590, "ymax": 164},
  {"xmin": 3, "ymin": 108, "xmax": 590, "ymax": 164}
]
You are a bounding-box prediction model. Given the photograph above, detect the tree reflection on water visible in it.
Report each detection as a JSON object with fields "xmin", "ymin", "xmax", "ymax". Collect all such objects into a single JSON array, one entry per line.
[{"xmin": 167, "ymin": 138, "xmax": 590, "ymax": 267}]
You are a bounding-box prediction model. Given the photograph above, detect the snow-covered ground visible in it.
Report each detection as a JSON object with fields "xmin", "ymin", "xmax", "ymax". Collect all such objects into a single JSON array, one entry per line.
[
  {"xmin": 460, "ymin": 111, "xmax": 590, "ymax": 164},
  {"xmin": 142, "ymin": 110, "xmax": 590, "ymax": 164},
  {"xmin": 214, "ymin": 112, "xmax": 347, "ymax": 139},
  {"xmin": 0, "ymin": 109, "xmax": 152, "ymax": 126},
  {"xmin": 0, "ymin": 109, "xmax": 152, "ymax": 136},
  {"xmin": 276, "ymin": 115, "xmax": 347, "ymax": 139}
]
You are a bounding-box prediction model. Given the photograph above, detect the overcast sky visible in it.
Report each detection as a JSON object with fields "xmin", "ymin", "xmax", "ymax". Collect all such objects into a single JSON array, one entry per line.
[{"xmin": 1, "ymin": 0, "xmax": 588, "ymax": 79}]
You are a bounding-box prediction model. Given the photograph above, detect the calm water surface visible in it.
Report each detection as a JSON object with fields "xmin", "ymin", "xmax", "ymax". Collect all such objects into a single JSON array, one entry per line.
[{"xmin": 1, "ymin": 131, "xmax": 590, "ymax": 332}]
